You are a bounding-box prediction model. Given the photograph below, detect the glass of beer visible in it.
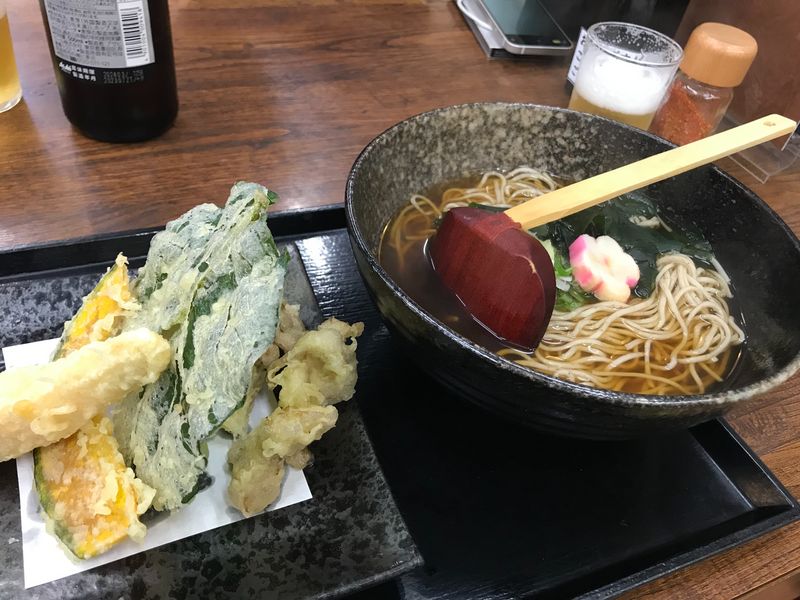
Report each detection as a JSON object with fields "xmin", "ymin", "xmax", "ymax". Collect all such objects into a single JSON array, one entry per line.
[
  {"xmin": 0, "ymin": 0, "xmax": 22, "ymax": 113},
  {"xmin": 569, "ymin": 22, "xmax": 682, "ymax": 130}
]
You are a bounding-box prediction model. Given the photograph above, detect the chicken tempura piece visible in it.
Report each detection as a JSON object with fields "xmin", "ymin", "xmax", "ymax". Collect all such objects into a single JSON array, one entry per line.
[
  {"xmin": 274, "ymin": 302, "xmax": 307, "ymax": 353},
  {"xmin": 227, "ymin": 406, "xmax": 337, "ymax": 516},
  {"xmin": 285, "ymin": 447, "xmax": 313, "ymax": 470},
  {"xmin": 227, "ymin": 435, "xmax": 285, "ymax": 517},
  {"xmin": 227, "ymin": 317, "xmax": 363, "ymax": 516},
  {"xmin": 0, "ymin": 328, "xmax": 170, "ymax": 462},
  {"xmin": 266, "ymin": 318, "xmax": 363, "ymax": 408}
]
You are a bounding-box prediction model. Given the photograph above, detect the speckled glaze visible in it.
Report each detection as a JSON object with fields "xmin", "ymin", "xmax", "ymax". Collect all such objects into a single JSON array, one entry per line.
[
  {"xmin": 345, "ymin": 103, "xmax": 800, "ymax": 439},
  {"xmin": 0, "ymin": 245, "xmax": 421, "ymax": 598}
]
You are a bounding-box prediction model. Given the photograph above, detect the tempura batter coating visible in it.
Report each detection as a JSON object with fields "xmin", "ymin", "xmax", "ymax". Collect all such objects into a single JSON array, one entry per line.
[
  {"xmin": 35, "ymin": 416, "xmax": 156, "ymax": 558},
  {"xmin": 227, "ymin": 317, "xmax": 363, "ymax": 516},
  {"xmin": 285, "ymin": 447, "xmax": 312, "ymax": 470},
  {"xmin": 227, "ymin": 405, "xmax": 337, "ymax": 516},
  {"xmin": 274, "ymin": 302, "xmax": 306, "ymax": 353},
  {"xmin": 223, "ymin": 303, "xmax": 306, "ymax": 437},
  {"xmin": 34, "ymin": 255, "xmax": 159, "ymax": 560},
  {"xmin": 113, "ymin": 183, "xmax": 288, "ymax": 511},
  {"xmin": 0, "ymin": 328, "xmax": 170, "ymax": 462},
  {"xmin": 220, "ymin": 368, "xmax": 264, "ymax": 438},
  {"xmin": 260, "ymin": 405, "xmax": 338, "ymax": 458},
  {"xmin": 266, "ymin": 318, "xmax": 363, "ymax": 407},
  {"xmin": 57, "ymin": 254, "xmax": 139, "ymax": 356},
  {"xmin": 227, "ymin": 451, "xmax": 284, "ymax": 518}
]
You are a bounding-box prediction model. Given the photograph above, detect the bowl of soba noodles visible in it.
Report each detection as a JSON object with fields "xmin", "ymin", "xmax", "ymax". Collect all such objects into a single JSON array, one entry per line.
[{"xmin": 345, "ymin": 103, "xmax": 800, "ymax": 439}]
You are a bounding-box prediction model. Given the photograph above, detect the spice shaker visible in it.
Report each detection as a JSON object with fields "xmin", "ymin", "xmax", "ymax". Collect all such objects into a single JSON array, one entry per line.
[{"xmin": 650, "ymin": 23, "xmax": 757, "ymax": 145}]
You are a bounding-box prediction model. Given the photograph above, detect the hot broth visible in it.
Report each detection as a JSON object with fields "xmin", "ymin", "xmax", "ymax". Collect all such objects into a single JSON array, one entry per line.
[{"xmin": 378, "ymin": 169, "xmax": 744, "ymax": 395}]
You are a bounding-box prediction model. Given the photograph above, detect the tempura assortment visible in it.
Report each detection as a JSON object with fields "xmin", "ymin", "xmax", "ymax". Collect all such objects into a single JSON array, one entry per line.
[{"xmin": 0, "ymin": 182, "xmax": 362, "ymax": 559}]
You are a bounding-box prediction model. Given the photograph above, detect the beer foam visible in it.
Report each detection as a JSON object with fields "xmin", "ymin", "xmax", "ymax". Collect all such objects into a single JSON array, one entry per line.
[{"xmin": 574, "ymin": 46, "xmax": 673, "ymax": 116}]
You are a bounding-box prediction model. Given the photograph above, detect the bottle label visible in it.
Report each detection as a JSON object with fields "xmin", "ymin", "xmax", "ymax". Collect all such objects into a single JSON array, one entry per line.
[
  {"xmin": 566, "ymin": 28, "xmax": 588, "ymax": 85},
  {"xmin": 43, "ymin": 0, "xmax": 155, "ymax": 71}
]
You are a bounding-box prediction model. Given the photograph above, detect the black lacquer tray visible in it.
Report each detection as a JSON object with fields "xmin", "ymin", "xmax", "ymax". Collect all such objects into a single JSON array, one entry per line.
[
  {"xmin": 0, "ymin": 207, "xmax": 420, "ymax": 600},
  {"xmin": 1, "ymin": 206, "xmax": 797, "ymax": 600}
]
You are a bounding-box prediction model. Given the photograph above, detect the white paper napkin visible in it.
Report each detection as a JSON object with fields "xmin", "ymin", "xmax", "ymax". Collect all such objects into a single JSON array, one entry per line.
[{"xmin": 3, "ymin": 339, "xmax": 312, "ymax": 589}]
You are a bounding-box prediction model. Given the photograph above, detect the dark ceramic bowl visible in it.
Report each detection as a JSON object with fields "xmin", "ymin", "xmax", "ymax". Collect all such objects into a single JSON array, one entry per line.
[{"xmin": 345, "ymin": 103, "xmax": 800, "ymax": 439}]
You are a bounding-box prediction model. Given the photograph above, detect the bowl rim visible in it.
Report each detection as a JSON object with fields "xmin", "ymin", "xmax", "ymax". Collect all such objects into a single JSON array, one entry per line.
[{"xmin": 344, "ymin": 101, "xmax": 800, "ymax": 409}]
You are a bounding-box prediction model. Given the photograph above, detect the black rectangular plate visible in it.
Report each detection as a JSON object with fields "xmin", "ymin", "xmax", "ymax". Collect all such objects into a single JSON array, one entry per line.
[
  {"xmin": 1, "ymin": 206, "xmax": 797, "ymax": 600},
  {"xmin": 0, "ymin": 206, "xmax": 421, "ymax": 600}
]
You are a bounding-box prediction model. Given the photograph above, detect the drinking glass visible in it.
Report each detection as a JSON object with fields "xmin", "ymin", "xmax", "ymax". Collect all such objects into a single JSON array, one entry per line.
[
  {"xmin": 569, "ymin": 22, "xmax": 682, "ymax": 130},
  {"xmin": 0, "ymin": 0, "xmax": 22, "ymax": 113}
]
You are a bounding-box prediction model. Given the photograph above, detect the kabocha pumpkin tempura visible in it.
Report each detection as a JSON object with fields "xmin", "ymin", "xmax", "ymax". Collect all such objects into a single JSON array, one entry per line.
[{"xmin": 34, "ymin": 255, "xmax": 161, "ymax": 558}]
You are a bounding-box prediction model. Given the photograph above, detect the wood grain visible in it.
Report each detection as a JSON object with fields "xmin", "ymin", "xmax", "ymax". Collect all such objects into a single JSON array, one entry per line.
[
  {"xmin": 0, "ymin": 0, "xmax": 569, "ymax": 248},
  {"xmin": 2, "ymin": 1, "xmax": 800, "ymax": 598}
]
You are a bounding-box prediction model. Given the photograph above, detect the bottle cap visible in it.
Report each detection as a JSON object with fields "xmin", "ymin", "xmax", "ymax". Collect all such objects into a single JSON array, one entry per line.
[{"xmin": 680, "ymin": 23, "xmax": 758, "ymax": 88}]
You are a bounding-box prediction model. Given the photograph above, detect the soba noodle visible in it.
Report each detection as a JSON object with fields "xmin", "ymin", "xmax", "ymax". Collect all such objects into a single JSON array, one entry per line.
[
  {"xmin": 500, "ymin": 254, "xmax": 744, "ymax": 394},
  {"xmin": 383, "ymin": 167, "xmax": 745, "ymax": 395},
  {"xmin": 386, "ymin": 167, "xmax": 557, "ymax": 271}
]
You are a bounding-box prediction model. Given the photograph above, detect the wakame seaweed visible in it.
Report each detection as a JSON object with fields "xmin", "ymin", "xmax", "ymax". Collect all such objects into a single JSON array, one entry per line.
[{"xmin": 531, "ymin": 193, "xmax": 712, "ymax": 299}]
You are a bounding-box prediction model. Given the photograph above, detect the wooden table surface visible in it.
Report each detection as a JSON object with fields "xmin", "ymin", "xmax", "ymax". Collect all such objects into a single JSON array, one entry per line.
[{"xmin": 3, "ymin": 1, "xmax": 800, "ymax": 598}]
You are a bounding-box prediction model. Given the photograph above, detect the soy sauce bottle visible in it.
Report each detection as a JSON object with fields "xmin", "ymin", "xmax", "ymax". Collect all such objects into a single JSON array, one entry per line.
[{"xmin": 39, "ymin": 0, "xmax": 178, "ymax": 142}]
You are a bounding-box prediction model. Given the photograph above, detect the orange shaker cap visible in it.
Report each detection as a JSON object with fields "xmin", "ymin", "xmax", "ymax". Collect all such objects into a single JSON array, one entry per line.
[{"xmin": 680, "ymin": 22, "xmax": 758, "ymax": 88}]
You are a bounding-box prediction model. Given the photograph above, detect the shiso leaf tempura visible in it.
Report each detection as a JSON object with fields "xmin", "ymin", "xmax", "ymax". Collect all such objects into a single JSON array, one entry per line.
[{"xmin": 113, "ymin": 182, "xmax": 289, "ymax": 511}]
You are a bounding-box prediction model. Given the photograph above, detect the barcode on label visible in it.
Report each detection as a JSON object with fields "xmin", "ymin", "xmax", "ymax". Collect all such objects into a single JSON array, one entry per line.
[{"xmin": 118, "ymin": 0, "xmax": 151, "ymax": 67}]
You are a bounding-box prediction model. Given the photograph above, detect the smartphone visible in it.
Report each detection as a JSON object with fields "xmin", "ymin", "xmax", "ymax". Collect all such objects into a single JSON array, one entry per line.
[{"xmin": 473, "ymin": 0, "xmax": 573, "ymax": 55}]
